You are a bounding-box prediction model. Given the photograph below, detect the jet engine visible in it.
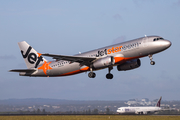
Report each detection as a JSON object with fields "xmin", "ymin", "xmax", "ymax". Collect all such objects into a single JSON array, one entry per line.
[
  {"xmin": 93, "ymin": 56, "xmax": 114, "ymax": 69},
  {"xmin": 117, "ymin": 59, "xmax": 141, "ymax": 71},
  {"xmin": 143, "ymin": 111, "xmax": 147, "ymax": 114}
]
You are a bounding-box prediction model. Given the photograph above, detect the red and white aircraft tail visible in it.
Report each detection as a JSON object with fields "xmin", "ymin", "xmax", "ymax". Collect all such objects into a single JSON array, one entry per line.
[{"xmin": 156, "ymin": 96, "xmax": 162, "ymax": 107}]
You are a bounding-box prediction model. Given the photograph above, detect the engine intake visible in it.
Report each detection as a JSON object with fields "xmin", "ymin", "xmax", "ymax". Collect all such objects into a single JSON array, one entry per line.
[{"xmin": 117, "ymin": 59, "xmax": 141, "ymax": 71}]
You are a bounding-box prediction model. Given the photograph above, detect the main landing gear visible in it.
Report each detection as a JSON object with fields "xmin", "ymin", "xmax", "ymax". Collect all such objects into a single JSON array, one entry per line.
[
  {"xmin": 88, "ymin": 71, "xmax": 96, "ymax": 78},
  {"xmin": 149, "ymin": 54, "xmax": 155, "ymax": 65},
  {"xmin": 106, "ymin": 67, "xmax": 113, "ymax": 79},
  {"xmin": 88, "ymin": 67, "xmax": 96, "ymax": 78},
  {"xmin": 88, "ymin": 67, "xmax": 114, "ymax": 79}
]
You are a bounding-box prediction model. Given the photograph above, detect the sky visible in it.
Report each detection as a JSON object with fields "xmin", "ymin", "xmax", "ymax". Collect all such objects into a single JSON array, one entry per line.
[{"xmin": 0, "ymin": 0, "xmax": 180, "ymax": 101}]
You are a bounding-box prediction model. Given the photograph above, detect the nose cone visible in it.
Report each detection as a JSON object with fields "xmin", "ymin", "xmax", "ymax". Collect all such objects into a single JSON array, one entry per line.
[{"xmin": 162, "ymin": 40, "xmax": 172, "ymax": 48}]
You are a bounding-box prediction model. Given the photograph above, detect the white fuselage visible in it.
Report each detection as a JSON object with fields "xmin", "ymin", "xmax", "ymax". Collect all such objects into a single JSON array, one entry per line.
[{"xmin": 117, "ymin": 106, "xmax": 161, "ymax": 114}]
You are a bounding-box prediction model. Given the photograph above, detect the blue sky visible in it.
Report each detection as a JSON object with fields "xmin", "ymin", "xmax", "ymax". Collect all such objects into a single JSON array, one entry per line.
[{"xmin": 0, "ymin": 0, "xmax": 180, "ymax": 101}]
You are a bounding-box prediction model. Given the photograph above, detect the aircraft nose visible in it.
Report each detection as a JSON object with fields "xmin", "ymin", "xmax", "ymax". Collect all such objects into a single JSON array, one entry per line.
[
  {"xmin": 162, "ymin": 40, "xmax": 172, "ymax": 48},
  {"xmin": 166, "ymin": 40, "xmax": 171, "ymax": 48}
]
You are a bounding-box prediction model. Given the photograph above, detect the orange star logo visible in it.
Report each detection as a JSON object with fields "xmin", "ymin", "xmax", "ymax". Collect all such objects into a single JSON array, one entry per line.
[
  {"xmin": 37, "ymin": 53, "xmax": 42, "ymax": 57},
  {"xmin": 38, "ymin": 61, "xmax": 52, "ymax": 75}
]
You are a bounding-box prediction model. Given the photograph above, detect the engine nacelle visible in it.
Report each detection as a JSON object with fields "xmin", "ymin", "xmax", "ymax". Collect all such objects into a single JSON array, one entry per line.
[
  {"xmin": 117, "ymin": 59, "xmax": 141, "ymax": 71},
  {"xmin": 143, "ymin": 111, "xmax": 147, "ymax": 114},
  {"xmin": 93, "ymin": 56, "xmax": 114, "ymax": 69}
]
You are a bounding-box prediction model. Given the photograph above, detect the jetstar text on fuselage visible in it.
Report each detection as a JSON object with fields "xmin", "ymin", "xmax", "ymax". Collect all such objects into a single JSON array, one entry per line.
[{"xmin": 96, "ymin": 42, "xmax": 140, "ymax": 57}]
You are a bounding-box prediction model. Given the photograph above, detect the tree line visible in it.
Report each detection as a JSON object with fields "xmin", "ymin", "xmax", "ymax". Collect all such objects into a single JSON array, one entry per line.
[
  {"xmin": 0, "ymin": 108, "xmax": 180, "ymax": 115},
  {"xmin": 0, "ymin": 108, "xmax": 113, "ymax": 115}
]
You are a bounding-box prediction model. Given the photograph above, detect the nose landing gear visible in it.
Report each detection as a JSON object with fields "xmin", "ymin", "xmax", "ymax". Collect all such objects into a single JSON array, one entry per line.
[
  {"xmin": 149, "ymin": 54, "xmax": 155, "ymax": 65},
  {"xmin": 106, "ymin": 73, "xmax": 113, "ymax": 79}
]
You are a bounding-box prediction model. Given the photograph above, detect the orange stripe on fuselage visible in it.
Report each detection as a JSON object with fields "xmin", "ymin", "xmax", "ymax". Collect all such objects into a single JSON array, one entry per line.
[
  {"xmin": 59, "ymin": 70, "xmax": 82, "ymax": 76},
  {"xmin": 114, "ymin": 57, "xmax": 125, "ymax": 64},
  {"xmin": 114, "ymin": 55, "xmax": 144, "ymax": 64},
  {"xmin": 58, "ymin": 55, "xmax": 145, "ymax": 77},
  {"xmin": 59, "ymin": 66, "xmax": 90, "ymax": 76},
  {"xmin": 80, "ymin": 66, "xmax": 90, "ymax": 71},
  {"xmin": 123, "ymin": 55, "xmax": 145, "ymax": 61}
]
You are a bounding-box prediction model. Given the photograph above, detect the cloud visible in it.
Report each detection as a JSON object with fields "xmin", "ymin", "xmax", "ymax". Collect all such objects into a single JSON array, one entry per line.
[
  {"xmin": 113, "ymin": 14, "xmax": 122, "ymax": 20},
  {"xmin": 174, "ymin": 0, "xmax": 180, "ymax": 6},
  {"xmin": 0, "ymin": 8, "xmax": 62, "ymax": 16},
  {"xmin": 17, "ymin": 63, "xmax": 26, "ymax": 68},
  {"xmin": 112, "ymin": 36, "xmax": 126, "ymax": 44},
  {"xmin": 132, "ymin": 0, "xmax": 156, "ymax": 7},
  {"xmin": 0, "ymin": 55, "xmax": 16, "ymax": 60},
  {"xmin": 159, "ymin": 70, "xmax": 172, "ymax": 81}
]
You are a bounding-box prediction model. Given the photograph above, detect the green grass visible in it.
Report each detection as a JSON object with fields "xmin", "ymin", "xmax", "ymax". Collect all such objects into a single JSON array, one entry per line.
[{"xmin": 0, "ymin": 115, "xmax": 180, "ymax": 120}]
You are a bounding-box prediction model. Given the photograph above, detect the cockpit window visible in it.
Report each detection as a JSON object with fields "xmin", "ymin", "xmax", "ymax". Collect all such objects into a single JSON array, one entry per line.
[{"xmin": 153, "ymin": 37, "xmax": 164, "ymax": 41}]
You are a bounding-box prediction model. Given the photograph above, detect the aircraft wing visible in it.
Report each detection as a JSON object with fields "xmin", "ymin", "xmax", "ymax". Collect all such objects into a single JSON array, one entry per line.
[
  {"xmin": 9, "ymin": 69, "xmax": 36, "ymax": 72},
  {"xmin": 42, "ymin": 53, "xmax": 97, "ymax": 66}
]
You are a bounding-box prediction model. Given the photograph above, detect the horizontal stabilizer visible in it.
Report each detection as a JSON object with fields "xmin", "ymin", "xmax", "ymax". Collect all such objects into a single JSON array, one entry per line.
[{"xmin": 9, "ymin": 69, "xmax": 36, "ymax": 73}]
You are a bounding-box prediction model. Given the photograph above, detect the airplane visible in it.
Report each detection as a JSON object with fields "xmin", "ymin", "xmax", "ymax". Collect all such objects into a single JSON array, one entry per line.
[
  {"xmin": 9, "ymin": 35, "xmax": 171, "ymax": 79},
  {"xmin": 116, "ymin": 96, "xmax": 162, "ymax": 115}
]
